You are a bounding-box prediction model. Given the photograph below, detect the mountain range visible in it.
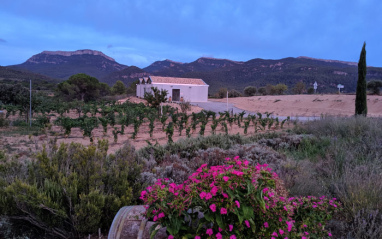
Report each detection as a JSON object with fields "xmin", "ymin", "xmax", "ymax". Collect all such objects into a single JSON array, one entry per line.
[{"xmin": 3, "ymin": 49, "xmax": 382, "ymax": 94}]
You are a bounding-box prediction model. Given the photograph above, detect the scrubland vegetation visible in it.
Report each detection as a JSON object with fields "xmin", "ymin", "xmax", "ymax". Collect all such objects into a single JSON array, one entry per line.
[
  {"xmin": 1, "ymin": 113, "xmax": 382, "ymax": 238},
  {"xmin": 1, "ymin": 74, "xmax": 382, "ymax": 238}
]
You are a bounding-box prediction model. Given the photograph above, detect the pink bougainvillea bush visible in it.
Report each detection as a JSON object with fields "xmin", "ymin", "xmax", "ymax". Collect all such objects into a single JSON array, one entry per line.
[{"xmin": 140, "ymin": 157, "xmax": 340, "ymax": 239}]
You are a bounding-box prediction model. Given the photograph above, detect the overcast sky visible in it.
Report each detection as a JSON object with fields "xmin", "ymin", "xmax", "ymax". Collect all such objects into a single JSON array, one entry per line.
[{"xmin": 0, "ymin": 0, "xmax": 380, "ymax": 68}]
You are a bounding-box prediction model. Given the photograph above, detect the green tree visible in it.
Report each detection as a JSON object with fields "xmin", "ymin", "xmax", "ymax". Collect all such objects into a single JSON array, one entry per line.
[
  {"xmin": 243, "ymin": 86, "xmax": 257, "ymax": 96},
  {"xmin": 57, "ymin": 73, "xmax": 102, "ymax": 102},
  {"xmin": 215, "ymin": 88, "xmax": 228, "ymax": 98},
  {"xmin": 265, "ymin": 84, "xmax": 276, "ymax": 95},
  {"xmin": 293, "ymin": 82, "xmax": 306, "ymax": 94},
  {"xmin": 99, "ymin": 83, "xmax": 111, "ymax": 96},
  {"xmin": 144, "ymin": 87, "xmax": 168, "ymax": 109},
  {"xmin": 0, "ymin": 84, "xmax": 43, "ymax": 122},
  {"xmin": 228, "ymin": 89, "xmax": 242, "ymax": 97},
  {"xmin": 274, "ymin": 83, "xmax": 288, "ymax": 95},
  {"xmin": 367, "ymin": 80, "xmax": 382, "ymax": 95},
  {"xmin": 258, "ymin": 87, "xmax": 267, "ymax": 95},
  {"xmin": 355, "ymin": 42, "xmax": 367, "ymax": 116},
  {"xmin": 111, "ymin": 80, "xmax": 126, "ymax": 95},
  {"xmin": 126, "ymin": 79, "xmax": 139, "ymax": 95}
]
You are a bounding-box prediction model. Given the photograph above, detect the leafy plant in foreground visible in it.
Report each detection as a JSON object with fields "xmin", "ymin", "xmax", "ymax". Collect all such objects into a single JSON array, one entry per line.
[{"xmin": 141, "ymin": 157, "xmax": 340, "ymax": 239}]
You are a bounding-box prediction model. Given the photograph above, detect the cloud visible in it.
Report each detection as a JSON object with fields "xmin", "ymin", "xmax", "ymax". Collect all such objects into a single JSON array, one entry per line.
[
  {"xmin": 107, "ymin": 44, "xmax": 113, "ymax": 49},
  {"xmin": 0, "ymin": 38, "xmax": 6, "ymax": 43}
]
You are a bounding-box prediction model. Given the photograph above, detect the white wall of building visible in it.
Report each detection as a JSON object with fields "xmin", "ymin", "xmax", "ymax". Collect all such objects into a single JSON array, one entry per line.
[{"xmin": 136, "ymin": 83, "xmax": 208, "ymax": 102}]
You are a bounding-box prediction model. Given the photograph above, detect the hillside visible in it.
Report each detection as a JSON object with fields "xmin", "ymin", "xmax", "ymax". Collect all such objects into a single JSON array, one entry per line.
[
  {"xmin": 0, "ymin": 66, "xmax": 59, "ymax": 90},
  {"xmin": 144, "ymin": 57, "xmax": 382, "ymax": 94},
  {"xmin": 8, "ymin": 50, "xmax": 128, "ymax": 80},
  {"xmin": 6, "ymin": 49, "xmax": 382, "ymax": 93},
  {"xmin": 101, "ymin": 66, "xmax": 150, "ymax": 86}
]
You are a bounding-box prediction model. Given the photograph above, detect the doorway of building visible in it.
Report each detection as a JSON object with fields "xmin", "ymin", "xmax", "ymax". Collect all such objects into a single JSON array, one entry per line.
[{"xmin": 172, "ymin": 89, "xmax": 180, "ymax": 101}]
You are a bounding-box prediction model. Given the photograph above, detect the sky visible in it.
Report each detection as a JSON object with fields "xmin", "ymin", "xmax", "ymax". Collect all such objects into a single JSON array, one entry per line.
[{"xmin": 0, "ymin": 0, "xmax": 381, "ymax": 68}]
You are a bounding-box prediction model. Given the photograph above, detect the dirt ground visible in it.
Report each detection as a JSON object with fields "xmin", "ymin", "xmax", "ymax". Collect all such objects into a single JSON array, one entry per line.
[
  {"xmin": 211, "ymin": 94, "xmax": 382, "ymax": 117},
  {"xmin": 2, "ymin": 94, "xmax": 381, "ymax": 157}
]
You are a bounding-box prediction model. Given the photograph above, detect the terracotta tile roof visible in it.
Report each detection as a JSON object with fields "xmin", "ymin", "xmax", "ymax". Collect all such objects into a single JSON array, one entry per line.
[{"xmin": 149, "ymin": 76, "xmax": 207, "ymax": 85}]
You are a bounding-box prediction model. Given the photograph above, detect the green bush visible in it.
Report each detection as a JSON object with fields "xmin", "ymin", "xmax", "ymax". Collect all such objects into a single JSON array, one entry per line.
[
  {"xmin": 243, "ymin": 86, "xmax": 257, "ymax": 96},
  {"xmin": 0, "ymin": 140, "xmax": 144, "ymax": 238},
  {"xmin": 0, "ymin": 114, "xmax": 9, "ymax": 127}
]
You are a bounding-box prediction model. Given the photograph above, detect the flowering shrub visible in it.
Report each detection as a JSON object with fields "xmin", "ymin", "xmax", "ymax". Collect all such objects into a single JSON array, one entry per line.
[{"xmin": 141, "ymin": 157, "xmax": 340, "ymax": 238}]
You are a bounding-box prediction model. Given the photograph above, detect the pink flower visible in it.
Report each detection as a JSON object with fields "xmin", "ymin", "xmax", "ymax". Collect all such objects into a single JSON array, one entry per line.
[
  {"xmin": 222, "ymin": 193, "xmax": 228, "ymax": 198},
  {"xmin": 199, "ymin": 192, "xmax": 207, "ymax": 199},
  {"xmin": 231, "ymin": 170, "xmax": 244, "ymax": 176},
  {"xmin": 168, "ymin": 235, "xmax": 174, "ymax": 239},
  {"xmin": 223, "ymin": 176, "xmax": 230, "ymax": 181},
  {"xmin": 158, "ymin": 212, "xmax": 165, "ymax": 218},
  {"xmin": 245, "ymin": 220, "xmax": 250, "ymax": 228},
  {"xmin": 235, "ymin": 200, "xmax": 240, "ymax": 208},
  {"xmin": 206, "ymin": 228, "xmax": 213, "ymax": 236},
  {"xmin": 328, "ymin": 232, "xmax": 332, "ymax": 237},
  {"xmin": 195, "ymin": 236, "xmax": 201, "ymax": 239},
  {"xmin": 286, "ymin": 220, "xmax": 294, "ymax": 232},
  {"xmin": 153, "ymin": 215, "xmax": 158, "ymax": 221},
  {"xmin": 243, "ymin": 160, "xmax": 249, "ymax": 166},
  {"xmin": 216, "ymin": 232, "xmax": 222, "ymax": 239},
  {"xmin": 279, "ymin": 229, "xmax": 284, "ymax": 235},
  {"xmin": 210, "ymin": 204, "xmax": 217, "ymax": 212},
  {"xmin": 264, "ymin": 222, "xmax": 269, "ymax": 228},
  {"xmin": 234, "ymin": 156, "xmax": 240, "ymax": 160},
  {"xmin": 304, "ymin": 232, "xmax": 309, "ymax": 235},
  {"xmin": 230, "ymin": 235, "xmax": 236, "ymax": 239},
  {"xmin": 205, "ymin": 193, "xmax": 213, "ymax": 200},
  {"xmin": 272, "ymin": 232, "xmax": 278, "ymax": 237},
  {"xmin": 264, "ymin": 196, "xmax": 269, "ymax": 201},
  {"xmin": 140, "ymin": 190, "xmax": 147, "ymax": 200},
  {"xmin": 211, "ymin": 186, "xmax": 219, "ymax": 195},
  {"xmin": 220, "ymin": 207, "xmax": 227, "ymax": 214},
  {"xmin": 229, "ymin": 224, "xmax": 233, "ymax": 231}
]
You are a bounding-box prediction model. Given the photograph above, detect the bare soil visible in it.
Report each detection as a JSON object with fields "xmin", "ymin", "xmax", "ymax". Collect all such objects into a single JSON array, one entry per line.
[
  {"xmin": 2, "ymin": 94, "xmax": 381, "ymax": 158},
  {"xmin": 211, "ymin": 94, "xmax": 382, "ymax": 117}
]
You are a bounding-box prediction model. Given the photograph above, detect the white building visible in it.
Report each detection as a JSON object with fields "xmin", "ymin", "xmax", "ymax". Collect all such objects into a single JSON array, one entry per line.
[{"xmin": 136, "ymin": 76, "xmax": 209, "ymax": 102}]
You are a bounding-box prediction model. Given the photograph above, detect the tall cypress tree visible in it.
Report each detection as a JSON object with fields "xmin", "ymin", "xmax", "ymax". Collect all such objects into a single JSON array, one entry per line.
[{"xmin": 355, "ymin": 42, "xmax": 367, "ymax": 116}]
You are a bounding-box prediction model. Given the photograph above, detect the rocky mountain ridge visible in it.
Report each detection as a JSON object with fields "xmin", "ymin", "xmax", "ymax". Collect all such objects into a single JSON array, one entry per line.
[
  {"xmin": 5, "ymin": 50, "xmax": 382, "ymax": 94},
  {"xmin": 27, "ymin": 50, "xmax": 116, "ymax": 63},
  {"xmin": 8, "ymin": 50, "xmax": 127, "ymax": 80}
]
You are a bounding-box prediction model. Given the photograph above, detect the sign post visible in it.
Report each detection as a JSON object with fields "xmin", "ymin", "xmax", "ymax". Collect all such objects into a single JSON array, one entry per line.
[
  {"xmin": 313, "ymin": 81, "xmax": 318, "ymax": 94},
  {"xmin": 337, "ymin": 84, "xmax": 344, "ymax": 93}
]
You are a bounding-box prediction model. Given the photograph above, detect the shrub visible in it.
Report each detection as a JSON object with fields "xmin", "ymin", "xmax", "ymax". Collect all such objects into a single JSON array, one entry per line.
[
  {"xmin": 0, "ymin": 114, "xmax": 9, "ymax": 127},
  {"xmin": 228, "ymin": 89, "xmax": 242, "ymax": 98},
  {"xmin": 243, "ymin": 86, "xmax": 257, "ymax": 96},
  {"xmin": 141, "ymin": 157, "xmax": 340, "ymax": 238},
  {"xmin": 367, "ymin": 80, "xmax": 382, "ymax": 95},
  {"xmin": 307, "ymin": 87, "xmax": 314, "ymax": 94},
  {"xmin": 258, "ymin": 87, "xmax": 266, "ymax": 95},
  {"xmin": 0, "ymin": 140, "xmax": 144, "ymax": 238},
  {"xmin": 215, "ymin": 88, "xmax": 228, "ymax": 99}
]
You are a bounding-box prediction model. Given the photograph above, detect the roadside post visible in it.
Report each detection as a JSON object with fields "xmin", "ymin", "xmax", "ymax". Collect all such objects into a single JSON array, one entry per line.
[
  {"xmin": 337, "ymin": 84, "xmax": 344, "ymax": 93},
  {"xmin": 313, "ymin": 81, "xmax": 317, "ymax": 94}
]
